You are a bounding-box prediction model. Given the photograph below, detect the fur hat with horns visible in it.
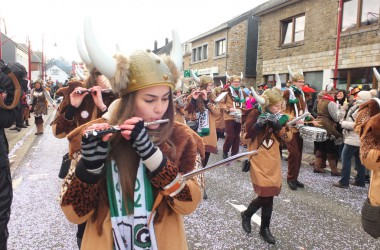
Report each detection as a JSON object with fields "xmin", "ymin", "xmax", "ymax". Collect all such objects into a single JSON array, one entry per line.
[
  {"xmin": 250, "ymin": 80, "xmax": 283, "ymax": 112},
  {"xmin": 83, "ymin": 17, "xmax": 179, "ymax": 95}
]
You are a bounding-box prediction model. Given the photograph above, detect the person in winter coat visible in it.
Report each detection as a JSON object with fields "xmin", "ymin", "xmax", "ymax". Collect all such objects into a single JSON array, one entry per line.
[
  {"xmin": 333, "ymin": 90, "xmax": 377, "ymax": 188},
  {"xmin": 29, "ymin": 79, "xmax": 56, "ymax": 135}
]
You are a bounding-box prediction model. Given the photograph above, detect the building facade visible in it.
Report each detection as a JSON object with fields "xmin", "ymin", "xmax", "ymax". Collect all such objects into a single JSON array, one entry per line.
[
  {"xmin": 183, "ymin": 11, "xmax": 259, "ymax": 87},
  {"xmin": 255, "ymin": 0, "xmax": 380, "ymax": 91}
]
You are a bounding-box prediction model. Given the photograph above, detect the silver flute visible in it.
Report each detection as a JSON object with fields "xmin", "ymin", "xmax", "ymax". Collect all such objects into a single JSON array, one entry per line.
[
  {"xmin": 75, "ymin": 88, "xmax": 112, "ymax": 94},
  {"xmin": 83, "ymin": 119, "xmax": 170, "ymax": 138}
]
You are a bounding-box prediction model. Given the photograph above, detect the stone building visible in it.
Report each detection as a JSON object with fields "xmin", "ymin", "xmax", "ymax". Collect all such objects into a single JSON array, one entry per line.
[
  {"xmin": 255, "ymin": 0, "xmax": 380, "ymax": 91},
  {"xmin": 183, "ymin": 11, "xmax": 259, "ymax": 87}
]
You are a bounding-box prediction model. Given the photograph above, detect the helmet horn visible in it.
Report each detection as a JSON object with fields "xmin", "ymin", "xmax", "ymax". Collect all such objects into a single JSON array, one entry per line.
[
  {"xmin": 83, "ymin": 16, "xmax": 116, "ymax": 80},
  {"xmin": 191, "ymin": 69, "xmax": 200, "ymax": 83},
  {"xmin": 275, "ymin": 73, "xmax": 281, "ymax": 89},
  {"xmin": 373, "ymin": 67, "xmax": 380, "ymax": 82},
  {"xmin": 251, "ymin": 87, "xmax": 265, "ymax": 105},
  {"xmin": 76, "ymin": 36, "xmax": 91, "ymax": 66},
  {"xmin": 287, "ymin": 65, "xmax": 295, "ymax": 80}
]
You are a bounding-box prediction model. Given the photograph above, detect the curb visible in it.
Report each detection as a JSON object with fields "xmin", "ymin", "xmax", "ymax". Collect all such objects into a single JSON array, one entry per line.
[{"xmin": 8, "ymin": 108, "xmax": 57, "ymax": 177}]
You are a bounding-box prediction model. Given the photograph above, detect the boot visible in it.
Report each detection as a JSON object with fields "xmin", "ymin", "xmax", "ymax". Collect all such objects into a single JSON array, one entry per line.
[
  {"xmin": 260, "ymin": 206, "xmax": 276, "ymax": 244},
  {"xmin": 327, "ymin": 153, "xmax": 341, "ymax": 176},
  {"xmin": 203, "ymin": 188, "xmax": 208, "ymax": 200},
  {"xmin": 25, "ymin": 120, "xmax": 30, "ymax": 126},
  {"xmin": 241, "ymin": 202, "xmax": 260, "ymax": 233},
  {"xmin": 35, "ymin": 123, "xmax": 44, "ymax": 135},
  {"xmin": 222, "ymin": 151, "xmax": 228, "ymax": 159},
  {"xmin": 313, "ymin": 151, "xmax": 326, "ymax": 173}
]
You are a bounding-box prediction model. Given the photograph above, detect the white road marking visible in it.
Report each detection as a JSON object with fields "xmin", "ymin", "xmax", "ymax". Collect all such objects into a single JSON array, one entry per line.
[
  {"xmin": 12, "ymin": 177, "xmax": 23, "ymax": 190},
  {"xmin": 227, "ymin": 201, "xmax": 261, "ymax": 226}
]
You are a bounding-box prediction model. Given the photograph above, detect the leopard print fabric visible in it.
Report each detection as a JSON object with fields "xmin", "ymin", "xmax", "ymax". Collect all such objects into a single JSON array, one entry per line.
[
  {"xmin": 150, "ymin": 153, "xmax": 203, "ymax": 202},
  {"xmin": 355, "ymin": 101, "xmax": 380, "ymax": 163},
  {"xmin": 60, "ymin": 153, "xmax": 100, "ymax": 217}
]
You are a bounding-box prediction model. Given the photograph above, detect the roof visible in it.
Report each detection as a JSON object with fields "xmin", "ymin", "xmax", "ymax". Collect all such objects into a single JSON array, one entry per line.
[
  {"xmin": 188, "ymin": 9, "xmax": 253, "ymax": 43},
  {"xmin": 153, "ymin": 41, "xmax": 172, "ymax": 55},
  {"xmin": 252, "ymin": 0, "xmax": 300, "ymax": 16}
]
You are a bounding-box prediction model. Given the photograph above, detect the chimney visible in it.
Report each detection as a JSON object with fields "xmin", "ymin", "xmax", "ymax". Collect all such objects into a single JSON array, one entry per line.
[
  {"xmin": 165, "ymin": 38, "xmax": 168, "ymax": 45},
  {"xmin": 154, "ymin": 40, "xmax": 157, "ymax": 51}
]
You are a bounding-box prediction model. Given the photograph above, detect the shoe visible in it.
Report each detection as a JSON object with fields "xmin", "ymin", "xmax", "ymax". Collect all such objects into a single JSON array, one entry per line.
[
  {"xmin": 203, "ymin": 189, "xmax": 208, "ymax": 200},
  {"xmin": 10, "ymin": 126, "xmax": 21, "ymax": 132},
  {"xmin": 260, "ymin": 227, "xmax": 276, "ymax": 244},
  {"xmin": 349, "ymin": 180, "xmax": 365, "ymax": 187},
  {"xmin": 241, "ymin": 211, "xmax": 252, "ymax": 233},
  {"xmin": 313, "ymin": 168, "xmax": 326, "ymax": 173},
  {"xmin": 20, "ymin": 124, "xmax": 27, "ymax": 128},
  {"xmin": 287, "ymin": 181, "xmax": 297, "ymax": 190},
  {"xmin": 295, "ymin": 180, "xmax": 304, "ymax": 188},
  {"xmin": 333, "ymin": 182, "xmax": 348, "ymax": 189},
  {"xmin": 222, "ymin": 152, "xmax": 228, "ymax": 159},
  {"xmin": 331, "ymin": 171, "xmax": 341, "ymax": 176}
]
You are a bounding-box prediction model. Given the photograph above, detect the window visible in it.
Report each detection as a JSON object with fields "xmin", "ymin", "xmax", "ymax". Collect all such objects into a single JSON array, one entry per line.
[
  {"xmin": 191, "ymin": 44, "xmax": 208, "ymax": 62},
  {"xmin": 215, "ymin": 39, "xmax": 226, "ymax": 56},
  {"xmin": 281, "ymin": 14, "xmax": 305, "ymax": 45},
  {"xmin": 342, "ymin": 0, "xmax": 380, "ymax": 32}
]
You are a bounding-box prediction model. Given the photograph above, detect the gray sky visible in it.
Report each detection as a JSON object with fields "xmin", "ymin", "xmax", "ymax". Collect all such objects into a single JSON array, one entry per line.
[{"xmin": 1, "ymin": 0, "xmax": 268, "ymax": 61}]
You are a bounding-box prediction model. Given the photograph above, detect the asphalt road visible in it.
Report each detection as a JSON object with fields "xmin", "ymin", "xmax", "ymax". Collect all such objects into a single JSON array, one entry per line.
[{"xmin": 5, "ymin": 114, "xmax": 380, "ymax": 249}]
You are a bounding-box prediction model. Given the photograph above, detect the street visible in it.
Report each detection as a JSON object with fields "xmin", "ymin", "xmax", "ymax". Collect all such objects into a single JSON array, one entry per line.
[{"xmin": 6, "ymin": 110, "xmax": 380, "ymax": 249}]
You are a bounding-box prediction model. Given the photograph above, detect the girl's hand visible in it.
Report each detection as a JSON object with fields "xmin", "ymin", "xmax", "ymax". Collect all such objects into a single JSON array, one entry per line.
[
  {"xmin": 70, "ymin": 87, "xmax": 89, "ymax": 108},
  {"xmin": 118, "ymin": 117, "xmax": 143, "ymax": 141}
]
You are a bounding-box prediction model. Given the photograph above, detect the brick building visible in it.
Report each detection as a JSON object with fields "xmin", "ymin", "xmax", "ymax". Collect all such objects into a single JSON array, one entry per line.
[
  {"xmin": 255, "ymin": 0, "xmax": 380, "ymax": 91},
  {"xmin": 183, "ymin": 11, "xmax": 259, "ymax": 87}
]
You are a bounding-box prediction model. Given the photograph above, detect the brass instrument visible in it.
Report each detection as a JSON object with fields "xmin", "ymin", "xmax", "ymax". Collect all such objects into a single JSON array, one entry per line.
[{"xmin": 0, "ymin": 61, "xmax": 21, "ymax": 110}]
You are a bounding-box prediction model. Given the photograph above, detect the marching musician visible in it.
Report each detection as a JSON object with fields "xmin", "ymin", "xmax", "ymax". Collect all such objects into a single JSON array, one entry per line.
[
  {"xmin": 313, "ymin": 84, "xmax": 343, "ymax": 176},
  {"xmin": 185, "ymin": 74, "xmax": 220, "ymax": 199},
  {"xmin": 219, "ymin": 72, "xmax": 246, "ymax": 159},
  {"xmin": 60, "ymin": 20, "xmax": 204, "ymax": 250},
  {"xmin": 282, "ymin": 67, "xmax": 318, "ymax": 190},
  {"xmin": 213, "ymin": 85, "xmax": 226, "ymax": 139},
  {"xmin": 51, "ymin": 38, "xmax": 117, "ymax": 248},
  {"xmin": 173, "ymin": 88, "xmax": 186, "ymax": 124},
  {"xmin": 241, "ymin": 85, "xmax": 293, "ymax": 244}
]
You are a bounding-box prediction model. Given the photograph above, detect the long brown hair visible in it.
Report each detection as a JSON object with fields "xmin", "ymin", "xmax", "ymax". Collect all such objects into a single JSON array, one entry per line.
[{"xmin": 92, "ymin": 88, "xmax": 175, "ymax": 234}]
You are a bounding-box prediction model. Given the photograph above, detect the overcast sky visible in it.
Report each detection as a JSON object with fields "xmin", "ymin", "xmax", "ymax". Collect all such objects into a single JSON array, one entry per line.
[{"xmin": 1, "ymin": 0, "xmax": 268, "ymax": 62}]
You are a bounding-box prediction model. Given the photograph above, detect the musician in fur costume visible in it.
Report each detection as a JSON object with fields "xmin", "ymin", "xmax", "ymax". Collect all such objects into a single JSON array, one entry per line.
[
  {"xmin": 282, "ymin": 67, "xmax": 318, "ymax": 190},
  {"xmin": 354, "ymin": 68, "xmax": 380, "ymax": 239},
  {"xmin": 219, "ymin": 72, "xmax": 247, "ymax": 159},
  {"xmin": 185, "ymin": 73, "xmax": 220, "ymax": 166},
  {"xmin": 51, "ymin": 38, "xmax": 117, "ymax": 248},
  {"xmin": 313, "ymin": 84, "xmax": 344, "ymax": 175},
  {"xmin": 60, "ymin": 20, "xmax": 205, "ymax": 250},
  {"xmin": 241, "ymin": 86, "xmax": 293, "ymax": 245}
]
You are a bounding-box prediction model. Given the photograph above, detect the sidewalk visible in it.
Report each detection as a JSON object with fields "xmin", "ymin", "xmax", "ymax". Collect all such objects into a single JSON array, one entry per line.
[{"xmin": 6, "ymin": 107, "xmax": 56, "ymax": 176}]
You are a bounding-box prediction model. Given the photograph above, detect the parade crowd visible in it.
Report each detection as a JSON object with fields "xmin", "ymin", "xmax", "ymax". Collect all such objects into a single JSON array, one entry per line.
[{"xmin": 1, "ymin": 31, "xmax": 380, "ymax": 250}]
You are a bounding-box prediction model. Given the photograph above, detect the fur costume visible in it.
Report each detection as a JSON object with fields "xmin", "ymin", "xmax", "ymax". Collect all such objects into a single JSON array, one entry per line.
[
  {"xmin": 51, "ymin": 81, "xmax": 117, "ymax": 138},
  {"xmin": 354, "ymin": 98, "xmax": 380, "ymax": 238}
]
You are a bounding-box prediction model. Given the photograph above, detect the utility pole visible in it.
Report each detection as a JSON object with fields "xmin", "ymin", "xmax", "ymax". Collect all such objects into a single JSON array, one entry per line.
[
  {"xmin": 28, "ymin": 36, "xmax": 32, "ymax": 81},
  {"xmin": 41, "ymin": 34, "xmax": 44, "ymax": 82},
  {"xmin": 333, "ymin": 0, "xmax": 344, "ymax": 88}
]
